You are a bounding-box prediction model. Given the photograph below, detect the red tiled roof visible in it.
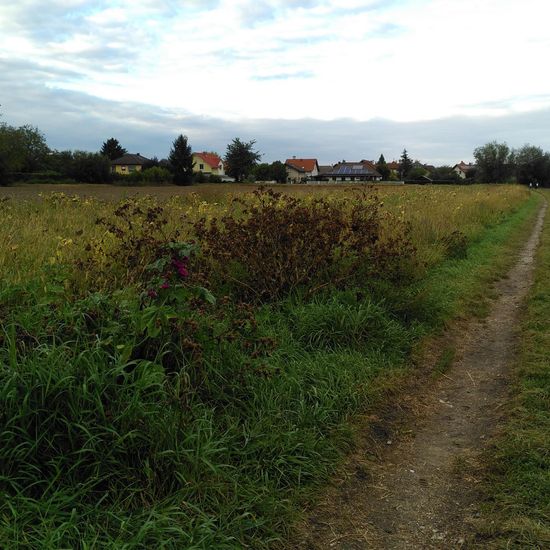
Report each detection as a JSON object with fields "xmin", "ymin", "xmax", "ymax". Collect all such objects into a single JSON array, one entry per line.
[
  {"xmin": 386, "ymin": 161, "xmax": 400, "ymax": 170},
  {"xmin": 361, "ymin": 160, "xmax": 379, "ymax": 172},
  {"xmin": 285, "ymin": 158, "xmax": 318, "ymax": 173},
  {"xmin": 195, "ymin": 152, "xmax": 223, "ymax": 169}
]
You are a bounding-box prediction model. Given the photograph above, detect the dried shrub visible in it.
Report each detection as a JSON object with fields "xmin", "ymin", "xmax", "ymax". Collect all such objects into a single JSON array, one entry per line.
[
  {"xmin": 76, "ymin": 198, "xmax": 188, "ymax": 290},
  {"xmin": 194, "ymin": 188, "xmax": 417, "ymax": 302}
]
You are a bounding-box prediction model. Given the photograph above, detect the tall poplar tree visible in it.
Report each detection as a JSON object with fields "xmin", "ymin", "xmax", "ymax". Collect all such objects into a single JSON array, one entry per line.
[
  {"xmin": 376, "ymin": 154, "xmax": 390, "ymax": 180},
  {"xmin": 400, "ymin": 149, "xmax": 413, "ymax": 179}
]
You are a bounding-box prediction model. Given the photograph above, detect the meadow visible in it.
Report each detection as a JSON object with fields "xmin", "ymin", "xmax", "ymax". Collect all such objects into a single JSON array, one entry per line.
[{"xmin": 0, "ymin": 183, "xmax": 540, "ymax": 548}]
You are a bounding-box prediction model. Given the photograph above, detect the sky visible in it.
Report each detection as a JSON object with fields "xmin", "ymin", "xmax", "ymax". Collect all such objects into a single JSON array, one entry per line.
[{"xmin": 1, "ymin": 0, "xmax": 550, "ymax": 165}]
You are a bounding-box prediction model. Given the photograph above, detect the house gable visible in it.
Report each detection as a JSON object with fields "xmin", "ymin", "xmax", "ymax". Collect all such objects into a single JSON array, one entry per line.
[
  {"xmin": 452, "ymin": 161, "xmax": 476, "ymax": 179},
  {"xmin": 193, "ymin": 152, "xmax": 225, "ymax": 175},
  {"xmin": 285, "ymin": 158, "xmax": 319, "ymax": 182},
  {"xmin": 111, "ymin": 153, "xmax": 150, "ymax": 174}
]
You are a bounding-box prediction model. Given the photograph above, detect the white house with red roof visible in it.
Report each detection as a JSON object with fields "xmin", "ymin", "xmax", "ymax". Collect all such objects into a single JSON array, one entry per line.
[
  {"xmin": 285, "ymin": 157, "xmax": 319, "ymax": 183},
  {"xmin": 192, "ymin": 152, "xmax": 225, "ymax": 176},
  {"xmin": 453, "ymin": 161, "xmax": 476, "ymax": 179}
]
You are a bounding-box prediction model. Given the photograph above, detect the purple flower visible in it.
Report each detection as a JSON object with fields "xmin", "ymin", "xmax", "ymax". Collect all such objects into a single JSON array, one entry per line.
[
  {"xmin": 172, "ymin": 257, "xmax": 189, "ymax": 278},
  {"xmin": 147, "ymin": 289, "xmax": 158, "ymax": 298},
  {"xmin": 160, "ymin": 280, "xmax": 170, "ymax": 289}
]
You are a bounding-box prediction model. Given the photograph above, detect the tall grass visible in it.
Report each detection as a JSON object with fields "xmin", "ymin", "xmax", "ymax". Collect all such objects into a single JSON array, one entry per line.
[
  {"xmin": 0, "ymin": 184, "xmax": 539, "ymax": 548},
  {"xmin": 0, "ymin": 185, "xmax": 528, "ymax": 284}
]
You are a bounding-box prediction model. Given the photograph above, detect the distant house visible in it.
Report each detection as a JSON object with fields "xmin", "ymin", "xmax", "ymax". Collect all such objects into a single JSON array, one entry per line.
[
  {"xmin": 453, "ymin": 161, "xmax": 476, "ymax": 179},
  {"xmin": 386, "ymin": 161, "xmax": 401, "ymax": 179},
  {"xmin": 317, "ymin": 165, "xmax": 333, "ymax": 179},
  {"xmin": 323, "ymin": 161, "xmax": 382, "ymax": 183},
  {"xmin": 192, "ymin": 152, "xmax": 225, "ymax": 176},
  {"xmin": 285, "ymin": 157, "xmax": 319, "ymax": 183},
  {"xmin": 111, "ymin": 153, "xmax": 150, "ymax": 175}
]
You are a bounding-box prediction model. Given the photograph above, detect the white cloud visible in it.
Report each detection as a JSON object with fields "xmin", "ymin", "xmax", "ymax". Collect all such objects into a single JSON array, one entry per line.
[{"xmin": 2, "ymin": 0, "xmax": 550, "ymax": 127}]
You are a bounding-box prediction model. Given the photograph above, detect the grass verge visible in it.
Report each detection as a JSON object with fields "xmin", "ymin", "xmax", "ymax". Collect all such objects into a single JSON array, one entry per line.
[
  {"xmin": 0, "ymin": 190, "xmax": 542, "ymax": 549},
  {"xmin": 473, "ymin": 191, "xmax": 549, "ymax": 548}
]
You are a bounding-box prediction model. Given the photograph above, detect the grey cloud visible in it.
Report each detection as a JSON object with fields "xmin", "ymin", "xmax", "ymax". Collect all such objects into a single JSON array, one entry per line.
[
  {"xmin": 3, "ymin": 58, "xmax": 550, "ymax": 165},
  {"xmin": 2, "ymin": 1, "xmax": 162, "ymax": 66}
]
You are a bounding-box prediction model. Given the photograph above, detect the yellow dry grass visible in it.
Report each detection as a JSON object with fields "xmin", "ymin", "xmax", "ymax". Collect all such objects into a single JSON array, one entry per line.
[{"xmin": 0, "ymin": 184, "xmax": 530, "ymax": 284}]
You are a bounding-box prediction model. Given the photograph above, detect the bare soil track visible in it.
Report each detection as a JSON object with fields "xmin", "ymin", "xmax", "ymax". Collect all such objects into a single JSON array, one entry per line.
[{"xmin": 294, "ymin": 200, "xmax": 547, "ymax": 549}]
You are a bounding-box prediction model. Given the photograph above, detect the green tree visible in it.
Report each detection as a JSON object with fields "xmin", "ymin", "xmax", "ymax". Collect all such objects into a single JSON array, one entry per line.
[
  {"xmin": 253, "ymin": 163, "xmax": 272, "ymax": 181},
  {"xmin": 143, "ymin": 156, "xmax": 160, "ymax": 171},
  {"xmin": 224, "ymin": 138, "xmax": 261, "ymax": 182},
  {"xmin": 168, "ymin": 135, "xmax": 194, "ymax": 186},
  {"xmin": 0, "ymin": 151, "xmax": 8, "ymax": 186},
  {"xmin": 376, "ymin": 154, "xmax": 390, "ymax": 180},
  {"xmin": 408, "ymin": 165, "xmax": 429, "ymax": 179},
  {"xmin": 512, "ymin": 144, "xmax": 548, "ymax": 185},
  {"xmin": 44, "ymin": 150, "xmax": 74, "ymax": 175},
  {"xmin": 270, "ymin": 160, "xmax": 287, "ymax": 183},
  {"xmin": 473, "ymin": 141, "xmax": 512, "ymax": 183},
  {"xmin": 0, "ymin": 123, "xmax": 49, "ymax": 172},
  {"xmin": 100, "ymin": 138, "xmax": 127, "ymax": 160},
  {"xmin": 430, "ymin": 165, "xmax": 460, "ymax": 182},
  {"xmin": 68, "ymin": 152, "xmax": 111, "ymax": 183},
  {"xmin": 252, "ymin": 161, "xmax": 286, "ymax": 183},
  {"xmin": 399, "ymin": 149, "xmax": 413, "ymax": 179}
]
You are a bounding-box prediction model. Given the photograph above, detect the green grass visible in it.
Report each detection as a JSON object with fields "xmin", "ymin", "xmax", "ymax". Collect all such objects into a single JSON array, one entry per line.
[
  {"xmin": 0, "ymin": 190, "xmax": 543, "ymax": 548},
  {"xmin": 473, "ymin": 191, "xmax": 550, "ymax": 548}
]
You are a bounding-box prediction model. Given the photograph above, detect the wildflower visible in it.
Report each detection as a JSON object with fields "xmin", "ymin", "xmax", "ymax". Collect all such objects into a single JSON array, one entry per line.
[
  {"xmin": 148, "ymin": 289, "xmax": 158, "ymax": 298},
  {"xmin": 172, "ymin": 257, "xmax": 189, "ymax": 278},
  {"xmin": 160, "ymin": 280, "xmax": 170, "ymax": 289}
]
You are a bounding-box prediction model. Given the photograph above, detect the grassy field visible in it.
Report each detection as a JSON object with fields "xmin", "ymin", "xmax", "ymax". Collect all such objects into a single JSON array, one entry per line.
[
  {"xmin": 474, "ymin": 190, "xmax": 550, "ymax": 548},
  {"xmin": 0, "ymin": 183, "xmax": 541, "ymax": 548}
]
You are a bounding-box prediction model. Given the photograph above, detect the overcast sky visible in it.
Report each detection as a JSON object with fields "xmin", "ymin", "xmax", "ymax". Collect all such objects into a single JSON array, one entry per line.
[{"xmin": 1, "ymin": 0, "xmax": 550, "ymax": 165}]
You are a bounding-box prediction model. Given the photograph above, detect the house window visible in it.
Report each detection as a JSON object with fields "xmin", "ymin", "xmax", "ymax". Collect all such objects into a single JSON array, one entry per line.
[{"xmin": 199, "ymin": 164, "xmax": 204, "ymax": 170}]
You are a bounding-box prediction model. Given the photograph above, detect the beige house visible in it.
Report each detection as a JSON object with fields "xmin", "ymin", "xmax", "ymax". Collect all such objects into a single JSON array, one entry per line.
[
  {"xmin": 111, "ymin": 153, "xmax": 150, "ymax": 175},
  {"xmin": 285, "ymin": 158, "xmax": 319, "ymax": 183},
  {"xmin": 453, "ymin": 161, "xmax": 476, "ymax": 179}
]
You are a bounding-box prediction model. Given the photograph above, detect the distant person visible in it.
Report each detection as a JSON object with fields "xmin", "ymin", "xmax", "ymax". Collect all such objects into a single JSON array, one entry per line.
[{"xmin": 529, "ymin": 182, "xmax": 533, "ymax": 188}]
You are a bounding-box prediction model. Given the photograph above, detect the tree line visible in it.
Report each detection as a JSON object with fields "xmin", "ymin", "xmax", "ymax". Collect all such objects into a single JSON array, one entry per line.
[
  {"xmin": 2, "ymin": 113, "xmax": 549, "ymax": 187},
  {"xmin": 0, "ymin": 117, "xmax": 279, "ymax": 186},
  {"xmin": 473, "ymin": 142, "xmax": 550, "ymax": 186}
]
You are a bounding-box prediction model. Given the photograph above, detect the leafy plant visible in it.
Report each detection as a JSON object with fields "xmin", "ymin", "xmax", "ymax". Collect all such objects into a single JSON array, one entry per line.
[{"xmin": 194, "ymin": 188, "xmax": 417, "ymax": 302}]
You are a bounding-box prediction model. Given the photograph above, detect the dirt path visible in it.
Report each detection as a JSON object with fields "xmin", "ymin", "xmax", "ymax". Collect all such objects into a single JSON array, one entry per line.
[{"xmin": 294, "ymin": 200, "xmax": 547, "ymax": 550}]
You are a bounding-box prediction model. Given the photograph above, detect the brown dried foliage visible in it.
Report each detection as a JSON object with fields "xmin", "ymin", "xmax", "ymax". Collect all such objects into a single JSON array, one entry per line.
[{"xmin": 194, "ymin": 188, "xmax": 417, "ymax": 302}]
